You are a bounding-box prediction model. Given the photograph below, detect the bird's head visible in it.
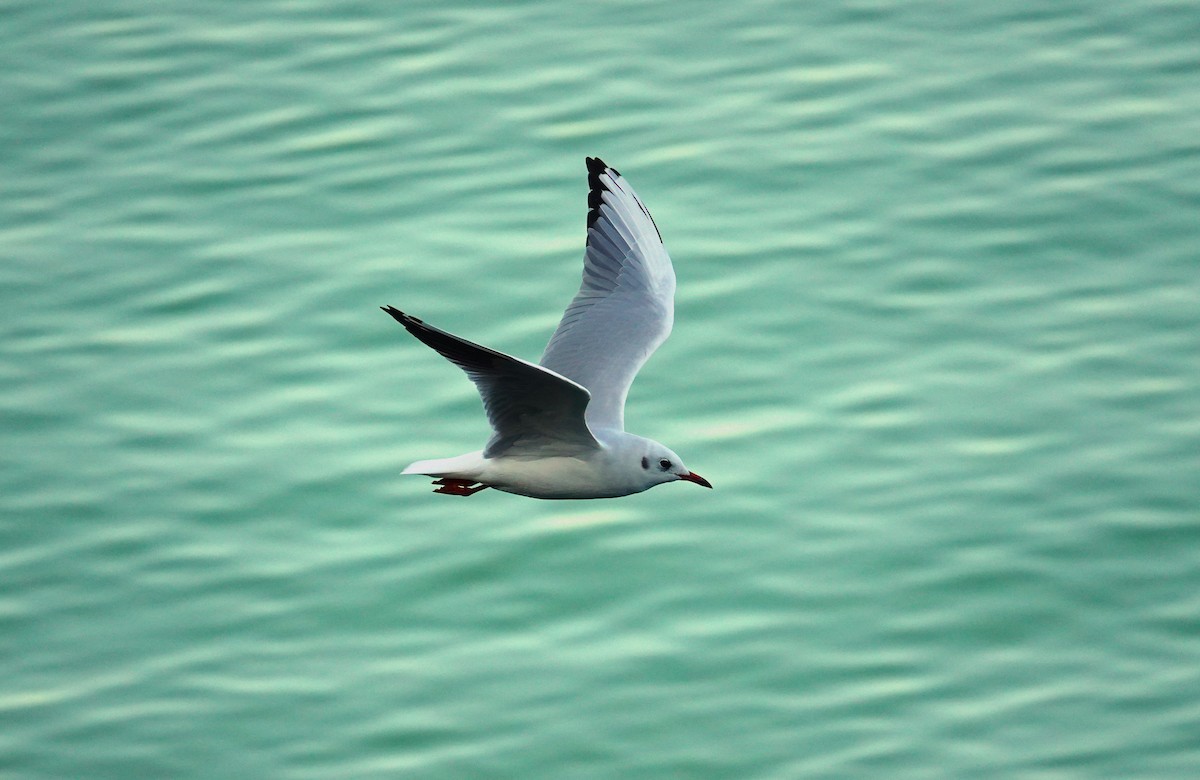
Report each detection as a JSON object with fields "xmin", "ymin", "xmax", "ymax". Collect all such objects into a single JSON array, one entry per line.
[{"xmin": 635, "ymin": 440, "xmax": 712, "ymax": 491}]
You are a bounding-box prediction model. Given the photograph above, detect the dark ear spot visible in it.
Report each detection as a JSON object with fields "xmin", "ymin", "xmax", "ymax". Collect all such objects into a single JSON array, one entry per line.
[{"xmin": 641, "ymin": 457, "xmax": 649, "ymax": 470}]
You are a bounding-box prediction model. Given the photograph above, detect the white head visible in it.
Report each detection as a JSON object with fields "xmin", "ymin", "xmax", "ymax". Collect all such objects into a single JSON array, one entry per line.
[{"xmin": 629, "ymin": 437, "xmax": 712, "ymax": 493}]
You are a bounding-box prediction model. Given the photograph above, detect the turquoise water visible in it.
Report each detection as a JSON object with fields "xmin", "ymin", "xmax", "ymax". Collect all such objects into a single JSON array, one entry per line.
[{"xmin": 4, "ymin": 1, "xmax": 1199, "ymax": 777}]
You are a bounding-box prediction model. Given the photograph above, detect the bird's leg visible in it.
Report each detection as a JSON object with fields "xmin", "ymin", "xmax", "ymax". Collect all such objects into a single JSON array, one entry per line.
[{"xmin": 431, "ymin": 478, "xmax": 489, "ymax": 496}]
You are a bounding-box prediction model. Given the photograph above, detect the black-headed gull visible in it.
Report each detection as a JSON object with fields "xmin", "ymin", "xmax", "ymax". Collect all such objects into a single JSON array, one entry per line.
[{"xmin": 382, "ymin": 157, "xmax": 710, "ymax": 499}]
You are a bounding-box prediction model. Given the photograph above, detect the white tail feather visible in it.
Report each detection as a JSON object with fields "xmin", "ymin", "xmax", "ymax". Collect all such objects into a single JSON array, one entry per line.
[{"xmin": 401, "ymin": 452, "xmax": 485, "ymax": 479}]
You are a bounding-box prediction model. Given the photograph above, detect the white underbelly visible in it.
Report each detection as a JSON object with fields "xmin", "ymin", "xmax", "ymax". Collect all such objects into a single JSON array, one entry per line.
[{"xmin": 481, "ymin": 455, "xmax": 638, "ymax": 499}]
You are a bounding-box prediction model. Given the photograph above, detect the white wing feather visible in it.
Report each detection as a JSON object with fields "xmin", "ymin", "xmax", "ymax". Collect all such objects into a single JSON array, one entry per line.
[{"xmin": 539, "ymin": 158, "xmax": 676, "ymax": 431}]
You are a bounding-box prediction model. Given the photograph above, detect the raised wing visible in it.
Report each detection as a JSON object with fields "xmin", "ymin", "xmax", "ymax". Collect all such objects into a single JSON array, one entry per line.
[
  {"xmin": 539, "ymin": 157, "xmax": 676, "ymax": 431},
  {"xmin": 382, "ymin": 306, "xmax": 600, "ymax": 458}
]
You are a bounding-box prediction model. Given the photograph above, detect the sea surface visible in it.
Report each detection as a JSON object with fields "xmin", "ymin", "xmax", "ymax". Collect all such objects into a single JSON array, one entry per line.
[{"xmin": 3, "ymin": 1, "xmax": 1199, "ymax": 777}]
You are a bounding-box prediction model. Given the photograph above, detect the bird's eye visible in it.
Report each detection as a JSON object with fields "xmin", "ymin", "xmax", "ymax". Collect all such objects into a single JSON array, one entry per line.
[
  {"xmin": 659, "ymin": 458, "xmax": 671, "ymax": 470},
  {"xmin": 641, "ymin": 457, "xmax": 649, "ymax": 470}
]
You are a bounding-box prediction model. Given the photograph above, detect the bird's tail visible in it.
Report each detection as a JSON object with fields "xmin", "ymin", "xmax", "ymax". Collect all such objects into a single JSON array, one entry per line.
[
  {"xmin": 401, "ymin": 452, "xmax": 485, "ymax": 479},
  {"xmin": 402, "ymin": 458, "xmax": 450, "ymax": 476}
]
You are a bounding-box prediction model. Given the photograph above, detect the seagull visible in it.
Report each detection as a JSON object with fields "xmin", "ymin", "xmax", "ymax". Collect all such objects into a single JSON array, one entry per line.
[{"xmin": 382, "ymin": 157, "xmax": 710, "ymax": 499}]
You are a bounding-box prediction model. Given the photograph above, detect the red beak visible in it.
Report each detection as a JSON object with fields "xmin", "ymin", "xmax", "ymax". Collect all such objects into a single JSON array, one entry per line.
[{"xmin": 679, "ymin": 471, "xmax": 713, "ymax": 489}]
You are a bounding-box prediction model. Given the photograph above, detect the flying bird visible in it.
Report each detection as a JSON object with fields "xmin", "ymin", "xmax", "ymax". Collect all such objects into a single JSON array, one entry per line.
[{"xmin": 382, "ymin": 157, "xmax": 710, "ymax": 499}]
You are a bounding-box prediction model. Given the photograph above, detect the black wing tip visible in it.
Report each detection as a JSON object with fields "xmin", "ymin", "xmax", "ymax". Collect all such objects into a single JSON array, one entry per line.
[
  {"xmin": 380, "ymin": 306, "xmax": 424, "ymax": 328},
  {"xmin": 586, "ymin": 156, "xmax": 618, "ymax": 176},
  {"xmin": 585, "ymin": 156, "xmax": 621, "ymax": 230},
  {"xmin": 380, "ymin": 307, "xmax": 500, "ymax": 373},
  {"xmin": 583, "ymin": 156, "xmax": 662, "ymax": 243}
]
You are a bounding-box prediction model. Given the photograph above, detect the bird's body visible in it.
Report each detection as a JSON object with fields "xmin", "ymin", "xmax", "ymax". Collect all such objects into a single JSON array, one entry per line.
[
  {"xmin": 383, "ymin": 157, "xmax": 709, "ymax": 499},
  {"xmin": 402, "ymin": 432, "xmax": 683, "ymax": 500}
]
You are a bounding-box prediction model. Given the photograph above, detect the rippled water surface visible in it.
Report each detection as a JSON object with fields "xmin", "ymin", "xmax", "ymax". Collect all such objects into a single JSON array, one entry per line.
[{"xmin": 4, "ymin": 1, "xmax": 1199, "ymax": 777}]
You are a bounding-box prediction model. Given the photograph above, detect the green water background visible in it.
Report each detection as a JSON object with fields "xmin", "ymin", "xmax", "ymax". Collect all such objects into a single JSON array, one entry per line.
[{"xmin": 3, "ymin": 1, "xmax": 1199, "ymax": 777}]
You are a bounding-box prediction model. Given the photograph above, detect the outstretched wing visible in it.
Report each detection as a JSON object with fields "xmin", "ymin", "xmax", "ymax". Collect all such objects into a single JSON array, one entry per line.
[
  {"xmin": 539, "ymin": 157, "xmax": 676, "ymax": 432},
  {"xmin": 382, "ymin": 306, "xmax": 600, "ymax": 458}
]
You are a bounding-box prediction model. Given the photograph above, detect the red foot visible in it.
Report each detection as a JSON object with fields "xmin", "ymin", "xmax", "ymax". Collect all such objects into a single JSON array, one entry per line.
[{"xmin": 431, "ymin": 478, "xmax": 489, "ymax": 496}]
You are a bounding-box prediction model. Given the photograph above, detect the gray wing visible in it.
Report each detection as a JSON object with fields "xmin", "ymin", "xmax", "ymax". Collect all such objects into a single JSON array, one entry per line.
[
  {"xmin": 382, "ymin": 307, "xmax": 600, "ymax": 458},
  {"xmin": 539, "ymin": 157, "xmax": 676, "ymax": 432}
]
